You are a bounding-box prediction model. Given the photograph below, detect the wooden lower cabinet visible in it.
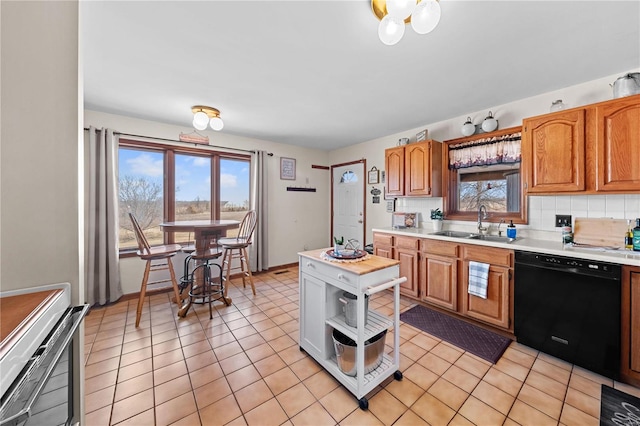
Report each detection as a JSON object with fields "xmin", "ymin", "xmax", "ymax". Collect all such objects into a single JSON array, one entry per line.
[
  {"xmin": 373, "ymin": 233, "xmax": 394, "ymax": 259},
  {"xmin": 395, "ymin": 236, "xmax": 419, "ymax": 297},
  {"xmin": 420, "ymin": 240, "xmax": 458, "ymax": 311},
  {"xmin": 460, "ymin": 246, "xmax": 513, "ymax": 331},
  {"xmin": 621, "ymin": 265, "xmax": 640, "ymax": 386}
]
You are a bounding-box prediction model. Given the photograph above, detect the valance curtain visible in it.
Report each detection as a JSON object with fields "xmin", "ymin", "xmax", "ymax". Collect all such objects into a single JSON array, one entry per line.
[
  {"xmin": 449, "ymin": 132, "xmax": 522, "ymax": 169},
  {"xmin": 86, "ymin": 127, "xmax": 122, "ymax": 306},
  {"xmin": 250, "ymin": 150, "xmax": 268, "ymax": 272}
]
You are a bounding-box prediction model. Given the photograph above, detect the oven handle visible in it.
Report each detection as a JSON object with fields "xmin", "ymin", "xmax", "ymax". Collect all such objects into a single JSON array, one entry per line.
[{"xmin": 0, "ymin": 304, "xmax": 89, "ymax": 426}]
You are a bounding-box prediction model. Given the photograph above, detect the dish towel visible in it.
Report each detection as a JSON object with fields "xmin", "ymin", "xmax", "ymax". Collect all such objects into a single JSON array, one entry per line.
[{"xmin": 468, "ymin": 261, "xmax": 490, "ymax": 299}]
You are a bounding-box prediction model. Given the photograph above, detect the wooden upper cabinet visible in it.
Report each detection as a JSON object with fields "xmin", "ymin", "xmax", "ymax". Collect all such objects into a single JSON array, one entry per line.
[
  {"xmin": 385, "ymin": 146, "xmax": 404, "ymax": 197},
  {"xmin": 384, "ymin": 140, "xmax": 442, "ymax": 197},
  {"xmin": 594, "ymin": 95, "xmax": 640, "ymax": 192},
  {"xmin": 522, "ymin": 108, "xmax": 586, "ymax": 193}
]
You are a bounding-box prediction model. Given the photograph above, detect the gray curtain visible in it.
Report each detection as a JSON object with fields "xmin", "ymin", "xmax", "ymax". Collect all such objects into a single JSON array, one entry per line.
[
  {"xmin": 86, "ymin": 127, "xmax": 122, "ymax": 305},
  {"xmin": 250, "ymin": 150, "xmax": 268, "ymax": 272}
]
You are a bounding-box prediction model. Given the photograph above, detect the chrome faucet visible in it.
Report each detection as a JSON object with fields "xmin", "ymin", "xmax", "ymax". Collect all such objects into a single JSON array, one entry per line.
[
  {"xmin": 477, "ymin": 205, "xmax": 488, "ymax": 234},
  {"xmin": 497, "ymin": 218, "xmax": 505, "ymax": 236}
]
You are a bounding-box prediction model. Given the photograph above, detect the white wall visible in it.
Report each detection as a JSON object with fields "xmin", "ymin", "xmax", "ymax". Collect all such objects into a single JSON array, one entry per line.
[
  {"xmin": 328, "ymin": 69, "xmax": 640, "ymax": 243},
  {"xmin": 85, "ymin": 110, "xmax": 331, "ymax": 295},
  {"xmin": 1, "ymin": 0, "xmax": 84, "ymax": 423}
]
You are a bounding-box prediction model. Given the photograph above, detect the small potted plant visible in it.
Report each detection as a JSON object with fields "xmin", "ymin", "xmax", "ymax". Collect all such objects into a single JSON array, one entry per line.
[
  {"xmin": 333, "ymin": 236, "xmax": 344, "ymax": 255},
  {"xmin": 430, "ymin": 208, "xmax": 444, "ymax": 231}
]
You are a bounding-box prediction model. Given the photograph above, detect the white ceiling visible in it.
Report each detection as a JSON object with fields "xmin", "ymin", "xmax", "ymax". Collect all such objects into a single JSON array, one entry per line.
[{"xmin": 82, "ymin": 1, "xmax": 640, "ymax": 151}]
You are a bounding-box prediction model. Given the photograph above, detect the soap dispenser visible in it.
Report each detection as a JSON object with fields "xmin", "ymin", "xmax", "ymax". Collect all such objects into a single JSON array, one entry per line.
[{"xmin": 506, "ymin": 220, "xmax": 516, "ymax": 240}]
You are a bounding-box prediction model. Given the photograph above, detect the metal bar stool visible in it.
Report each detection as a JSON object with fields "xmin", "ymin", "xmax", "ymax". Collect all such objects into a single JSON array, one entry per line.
[{"xmin": 177, "ymin": 230, "xmax": 229, "ymax": 319}]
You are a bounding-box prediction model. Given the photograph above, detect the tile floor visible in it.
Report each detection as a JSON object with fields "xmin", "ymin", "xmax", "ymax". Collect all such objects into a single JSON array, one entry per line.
[{"xmin": 84, "ymin": 267, "xmax": 640, "ymax": 425}]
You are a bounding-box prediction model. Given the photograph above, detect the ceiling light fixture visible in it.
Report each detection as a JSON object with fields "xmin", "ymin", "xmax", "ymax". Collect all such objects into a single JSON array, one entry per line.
[
  {"xmin": 372, "ymin": 0, "xmax": 441, "ymax": 46},
  {"xmin": 191, "ymin": 105, "xmax": 224, "ymax": 131}
]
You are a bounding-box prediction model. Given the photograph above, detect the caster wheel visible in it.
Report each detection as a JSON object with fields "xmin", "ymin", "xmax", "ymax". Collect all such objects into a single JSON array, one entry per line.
[
  {"xmin": 358, "ymin": 398, "xmax": 368, "ymax": 410},
  {"xmin": 394, "ymin": 371, "xmax": 403, "ymax": 381}
]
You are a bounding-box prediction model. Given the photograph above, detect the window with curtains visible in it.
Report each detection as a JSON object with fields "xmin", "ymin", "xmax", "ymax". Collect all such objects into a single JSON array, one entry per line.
[
  {"xmin": 118, "ymin": 139, "xmax": 250, "ymax": 252},
  {"xmin": 444, "ymin": 127, "xmax": 527, "ymax": 224}
]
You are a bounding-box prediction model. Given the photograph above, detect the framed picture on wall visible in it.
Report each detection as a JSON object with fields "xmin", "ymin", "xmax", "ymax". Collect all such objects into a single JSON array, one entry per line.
[
  {"xmin": 368, "ymin": 167, "xmax": 379, "ymax": 184},
  {"xmin": 280, "ymin": 157, "xmax": 296, "ymax": 180}
]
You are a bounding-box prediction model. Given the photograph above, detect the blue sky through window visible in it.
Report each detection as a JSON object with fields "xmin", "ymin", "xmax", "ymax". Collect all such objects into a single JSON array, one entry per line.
[{"xmin": 119, "ymin": 149, "xmax": 249, "ymax": 205}]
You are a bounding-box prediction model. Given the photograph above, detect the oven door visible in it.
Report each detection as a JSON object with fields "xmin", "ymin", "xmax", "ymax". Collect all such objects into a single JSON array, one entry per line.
[{"xmin": 0, "ymin": 304, "xmax": 88, "ymax": 426}]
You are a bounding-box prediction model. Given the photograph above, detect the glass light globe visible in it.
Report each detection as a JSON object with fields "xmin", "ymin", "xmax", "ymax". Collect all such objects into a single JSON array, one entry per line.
[
  {"xmin": 482, "ymin": 111, "xmax": 498, "ymax": 132},
  {"xmin": 461, "ymin": 117, "xmax": 475, "ymax": 136},
  {"xmin": 193, "ymin": 111, "xmax": 209, "ymax": 130},
  {"xmin": 209, "ymin": 117, "xmax": 224, "ymax": 131},
  {"xmin": 386, "ymin": 0, "xmax": 415, "ymax": 20},
  {"xmin": 411, "ymin": 0, "xmax": 441, "ymax": 34},
  {"xmin": 378, "ymin": 14, "xmax": 405, "ymax": 46}
]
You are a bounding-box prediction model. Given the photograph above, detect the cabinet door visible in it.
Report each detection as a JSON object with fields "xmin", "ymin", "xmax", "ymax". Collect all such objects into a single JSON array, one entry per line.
[
  {"xmin": 299, "ymin": 273, "xmax": 326, "ymax": 358},
  {"xmin": 404, "ymin": 142, "xmax": 431, "ymax": 196},
  {"xmin": 621, "ymin": 266, "xmax": 640, "ymax": 385},
  {"xmin": 595, "ymin": 95, "xmax": 640, "ymax": 192},
  {"xmin": 396, "ymin": 248, "xmax": 419, "ymax": 297},
  {"xmin": 460, "ymin": 262, "xmax": 511, "ymax": 329},
  {"xmin": 420, "ymin": 254, "xmax": 457, "ymax": 311},
  {"xmin": 385, "ymin": 146, "xmax": 405, "ymax": 196},
  {"xmin": 522, "ymin": 109, "xmax": 586, "ymax": 193},
  {"xmin": 374, "ymin": 245, "xmax": 393, "ymax": 259}
]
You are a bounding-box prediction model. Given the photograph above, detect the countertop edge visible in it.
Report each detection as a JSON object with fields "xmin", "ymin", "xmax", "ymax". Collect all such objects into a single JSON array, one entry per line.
[{"xmin": 372, "ymin": 227, "xmax": 640, "ymax": 267}]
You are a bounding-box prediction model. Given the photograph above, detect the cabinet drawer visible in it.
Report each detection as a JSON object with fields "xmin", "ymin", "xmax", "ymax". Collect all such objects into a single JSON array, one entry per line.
[
  {"xmin": 299, "ymin": 257, "xmax": 360, "ymax": 289},
  {"xmin": 462, "ymin": 245, "xmax": 513, "ymax": 267},
  {"xmin": 374, "ymin": 233, "xmax": 394, "ymax": 246},
  {"xmin": 395, "ymin": 236, "xmax": 420, "ymax": 250},
  {"xmin": 421, "ymin": 239, "xmax": 458, "ymax": 257}
]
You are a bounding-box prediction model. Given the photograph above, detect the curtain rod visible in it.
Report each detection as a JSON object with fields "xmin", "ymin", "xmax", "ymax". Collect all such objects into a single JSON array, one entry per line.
[{"xmin": 84, "ymin": 127, "xmax": 273, "ymax": 156}]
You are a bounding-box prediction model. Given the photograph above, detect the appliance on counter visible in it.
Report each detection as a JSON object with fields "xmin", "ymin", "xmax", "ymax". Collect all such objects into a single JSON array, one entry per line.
[
  {"xmin": 514, "ymin": 251, "xmax": 621, "ymax": 379},
  {"xmin": 392, "ymin": 212, "xmax": 417, "ymax": 229},
  {"xmin": 0, "ymin": 283, "xmax": 88, "ymax": 426}
]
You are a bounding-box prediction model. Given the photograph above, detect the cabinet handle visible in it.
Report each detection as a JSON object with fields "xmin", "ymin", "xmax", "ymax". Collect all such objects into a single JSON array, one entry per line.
[
  {"xmin": 337, "ymin": 273, "xmax": 345, "ymax": 280},
  {"xmin": 306, "ymin": 262, "xmax": 313, "ymax": 267}
]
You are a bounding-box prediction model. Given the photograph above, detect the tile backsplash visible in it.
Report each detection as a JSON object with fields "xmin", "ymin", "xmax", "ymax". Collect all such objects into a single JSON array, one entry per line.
[{"xmin": 395, "ymin": 194, "xmax": 640, "ymax": 242}]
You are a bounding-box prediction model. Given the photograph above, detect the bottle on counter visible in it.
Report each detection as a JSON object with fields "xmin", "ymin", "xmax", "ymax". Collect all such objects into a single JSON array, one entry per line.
[
  {"xmin": 633, "ymin": 218, "xmax": 640, "ymax": 252},
  {"xmin": 562, "ymin": 220, "xmax": 573, "ymax": 245},
  {"xmin": 507, "ymin": 220, "xmax": 517, "ymax": 240},
  {"xmin": 626, "ymin": 220, "xmax": 634, "ymax": 250}
]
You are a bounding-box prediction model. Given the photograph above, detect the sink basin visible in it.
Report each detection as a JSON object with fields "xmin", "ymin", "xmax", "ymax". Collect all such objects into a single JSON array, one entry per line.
[
  {"xmin": 467, "ymin": 234, "xmax": 517, "ymax": 243},
  {"xmin": 429, "ymin": 230, "xmax": 517, "ymax": 243},
  {"xmin": 430, "ymin": 230, "xmax": 478, "ymax": 238}
]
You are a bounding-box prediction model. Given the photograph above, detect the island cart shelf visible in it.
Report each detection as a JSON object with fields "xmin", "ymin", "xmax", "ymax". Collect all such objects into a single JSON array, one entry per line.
[{"xmin": 298, "ymin": 248, "xmax": 406, "ymax": 410}]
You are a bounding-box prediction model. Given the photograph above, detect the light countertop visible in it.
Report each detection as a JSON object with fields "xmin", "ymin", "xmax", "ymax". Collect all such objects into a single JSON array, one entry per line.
[{"xmin": 373, "ymin": 227, "xmax": 640, "ymax": 267}]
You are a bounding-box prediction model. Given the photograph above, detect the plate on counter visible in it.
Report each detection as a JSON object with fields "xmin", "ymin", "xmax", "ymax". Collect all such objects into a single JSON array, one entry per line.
[{"xmin": 326, "ymin": 249, "xmax": 367, "ymax": 259}]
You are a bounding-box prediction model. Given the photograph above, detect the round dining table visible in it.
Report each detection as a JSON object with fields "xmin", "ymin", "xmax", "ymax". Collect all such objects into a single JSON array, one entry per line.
[{"xmin": 160, "ymin": 219, "xmax": 240, "ymax": 314}]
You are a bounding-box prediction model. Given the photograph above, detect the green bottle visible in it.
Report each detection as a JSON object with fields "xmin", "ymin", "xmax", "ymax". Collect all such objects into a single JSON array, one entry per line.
[{"xmin": 634, "ymin": 218, "xmax": 640, "ymax": 252}]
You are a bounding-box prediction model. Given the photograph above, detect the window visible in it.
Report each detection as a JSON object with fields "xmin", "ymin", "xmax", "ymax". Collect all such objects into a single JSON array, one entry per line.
[
  {"xmin": 444, "ymin": 127, "xmax": 527, "ymax": 224},
  {"xmin": 118, "ymin": 139, "xmax": 250, "ymax": 252}
]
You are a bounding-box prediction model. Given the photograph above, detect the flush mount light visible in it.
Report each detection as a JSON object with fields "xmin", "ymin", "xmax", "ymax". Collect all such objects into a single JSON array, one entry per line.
[
  {"xmin": 372, "ymin": 0, "xmax": 441, "ymax": 46},
  {"xmin": 191, "ymin": 105, "xmax": 224, "ymax": 131}
]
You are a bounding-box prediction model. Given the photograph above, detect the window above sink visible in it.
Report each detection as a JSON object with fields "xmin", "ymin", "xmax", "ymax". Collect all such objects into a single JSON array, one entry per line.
[{"xmin": 443, "ymin": 126, "xmax": 528, "ymax": 225}]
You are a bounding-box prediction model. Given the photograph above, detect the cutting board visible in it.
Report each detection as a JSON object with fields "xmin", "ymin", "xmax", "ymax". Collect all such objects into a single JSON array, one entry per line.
[{"xmin": 572, "ymin": 218, "xmax": 629, "ymax": 248}]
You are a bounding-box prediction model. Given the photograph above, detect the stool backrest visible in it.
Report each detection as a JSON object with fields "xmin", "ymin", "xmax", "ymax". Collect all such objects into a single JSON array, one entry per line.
[
  {"xmin": 237, "ymin": 210, "xmax": 257, "ymax": 244},
  {"xmin": 129, "ymin": 212, "xmax": 152, "ymax": 255}
]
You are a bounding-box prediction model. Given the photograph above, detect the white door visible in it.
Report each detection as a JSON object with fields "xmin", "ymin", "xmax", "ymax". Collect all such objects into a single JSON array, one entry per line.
[{"xmin": 332, "ymin": 162, "xmax": 365, "ymax": 246}]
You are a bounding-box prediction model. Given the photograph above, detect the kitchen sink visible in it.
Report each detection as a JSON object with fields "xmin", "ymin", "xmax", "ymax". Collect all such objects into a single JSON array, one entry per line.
[
  {"xmin": 430, "ymin": 230, "xmax": 517, "ymax": 243},
  {"xmin": 467, "ymin": 234, "xmax": 517, "ymax": 243},
  {"xmin": 430, "ymin": 230, "xmax": 478, "ymax": 238}
]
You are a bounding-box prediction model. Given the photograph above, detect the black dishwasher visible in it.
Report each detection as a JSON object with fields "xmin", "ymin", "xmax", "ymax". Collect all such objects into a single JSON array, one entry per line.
[{"xmin": 514, "ymin": 251, "xmax": 621, "ymax": 379}]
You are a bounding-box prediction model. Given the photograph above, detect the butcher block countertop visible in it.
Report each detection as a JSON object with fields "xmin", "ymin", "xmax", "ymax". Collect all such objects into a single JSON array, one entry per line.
[
  {"xmin": 299, "ymin": 248, "xmax": 399, "ymax": 275},
  {"xmin": 0, "ymin": 289, "xmax": 63, "ymax": 355}
]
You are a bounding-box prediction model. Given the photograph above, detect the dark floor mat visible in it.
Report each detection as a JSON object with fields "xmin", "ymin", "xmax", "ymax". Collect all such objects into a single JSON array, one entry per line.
[
  {"xmin": 600, "ymin": 384, "xmax": 640, "ymax": 426},
  {"xmin": 399, "ymin": 304, "xmax": 511, "ymax": 364}
]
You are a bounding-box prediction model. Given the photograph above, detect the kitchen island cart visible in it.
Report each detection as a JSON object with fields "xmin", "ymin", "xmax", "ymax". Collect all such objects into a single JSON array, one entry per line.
[{"xmin": 298, "ymin": 248, "xmax": 405, "ymax": 409}]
